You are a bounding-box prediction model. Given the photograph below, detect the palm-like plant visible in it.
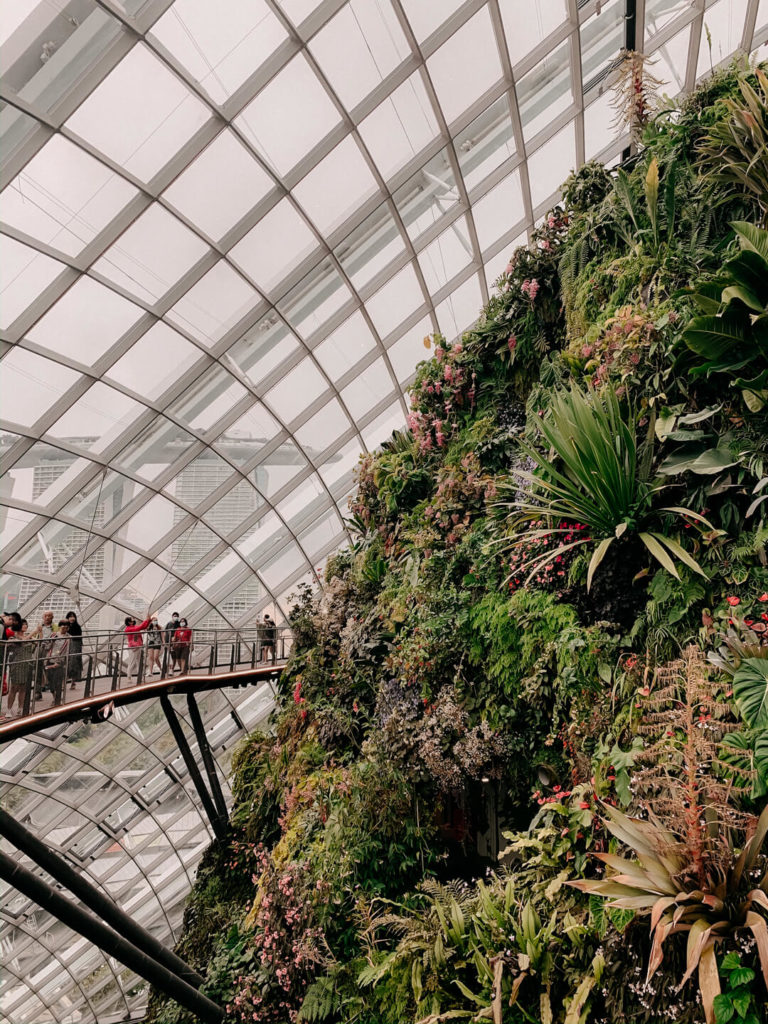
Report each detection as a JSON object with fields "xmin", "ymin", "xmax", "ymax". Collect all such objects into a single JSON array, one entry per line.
[
  {"xmin": 498, "ymin": 384, "xmax": 711, "ymax": 590},
  {"xmin": 569, "ymin": 802, "xmax": 768, "ymax": 1024}
]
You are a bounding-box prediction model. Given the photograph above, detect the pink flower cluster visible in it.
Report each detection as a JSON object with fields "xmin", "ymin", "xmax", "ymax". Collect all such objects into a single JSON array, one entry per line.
[
  {"xmin": 520, "ymin": 278, "xmax": 540, "ymax": 302},
  {"xmin": 407, "ymin": 340, "xmax": 476, "ymax": 454},
  {"xmin": 507, "ymin": 521, "xmax": 589, "ymax": 593}
]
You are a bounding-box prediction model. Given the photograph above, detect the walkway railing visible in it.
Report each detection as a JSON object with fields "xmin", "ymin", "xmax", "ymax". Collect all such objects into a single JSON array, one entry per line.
[{"xmin": 0, "ymin": 625, "xmax": 293, "ymax": 722}]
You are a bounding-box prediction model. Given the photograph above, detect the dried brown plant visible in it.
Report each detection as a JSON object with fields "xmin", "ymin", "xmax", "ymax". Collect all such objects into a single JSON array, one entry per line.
[{"xmin": 632, "ymin": 646, "xmax": 750, "ymax": 887}]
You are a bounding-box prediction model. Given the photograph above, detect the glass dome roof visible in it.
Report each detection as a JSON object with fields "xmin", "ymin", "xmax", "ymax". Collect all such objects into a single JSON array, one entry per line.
[
  {"xmin": 2, "ymin": 0, "xmax": 764, "ymax": 632},
  {"xmin": 1, "ymin": 2, "xmax": 767, "ymax": 1022}
]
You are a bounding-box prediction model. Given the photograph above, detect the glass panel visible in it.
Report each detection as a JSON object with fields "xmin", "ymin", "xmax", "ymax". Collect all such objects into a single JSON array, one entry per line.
[
  {"xmin": 650, "ymin": 23, "xmax": 691, "ymax": 95},
  {"xmin": 235, "ymin": 54, "xmax": 341, "ymax": 176},
  {"xmin": 166, "ymin": 261, "xmax": 261, "ymax": 346},
  {"xmin": 697, "ymin": 0, "xmax": 750, "ymax": 78},
  {"xmin": 165, "ymin": 449, "xmax": 235, "ymax": 508},
  {"xmin": 14, "ymin": 519, "xmax": 90, "ymax": 575},
  {"xmin": 366, "ymin": 263, "xmax": 425, "ymax": 338},
  {"xmin": 166, "ymin": 365, "xmax": 248, "ymax": 433},
  {"xmin": 293, "ymin": 135, "xmax": 379, "ymax": 236},
  {"xmin": 0, "ymin": 504, "xmax": 34, "ymax": 550},
  {"xmin": 472, "ymin": 171, "xmax": 525, "ymax": 252},
  {"xmin": 358, "ymin": 71, "xmax": 439, "ymax": 182},
  {"xmin": 106, "ymin": 322, "xmax": 205, "ymax": 399},
  {"xmin": 150, "ymin": 0, "xmax": 288, "ymax": 105},
  {"xmin": 387, "ymin": 314, "xmax": 433, "ymax": 384},
  {"xmin": 644, "ymin": 0, "xmax": 693, "ymax": 43},
  {"xmin": 260, "ymin": 539, "xmax": 308, "ymax": 590},
  {"xmin": 93, "ymin": 204, "xmax": 209, "ymax": 306},
  {"xmin": 163, "ymin": 129, "xmax": 274, "ymax": 241},
  {"xmin": 455, "ymin": 96, "xmax": 515, "ymax": 193},
  {"xmin": 264, "ymin": 358, "xmax": 327, "ymax": 423},
  {"xmin": 0, "ymin": 348, "xmax": 81, "ymax": 427},
  {"xmin": 0, "ymin": 235, "xmax": 65, "ymax": 328},
  {"xmin": 229, "ymin": 199, "xmax": 318, "ymax": 295},
  {"xmin": 66, "ymin": 43, "xmax": 210, "ymax": 183},
  {"xmin": 427, "ymin": 7, "xmax": 503, "ymax": 125},
  {"xmin": 399, "ymin": 0, "xmax": 465, "ymax": 42},
  {"xmin": 76, "ymin": 540, "xmax": 142, "ymax": 595},
  {"xmin": 341, "ymin": 357, "xmax": 395, "ymax": 420},
  {"xmin": 277, "ymin": 258, "xmax": 353, "ymax": 338},
  {"xmin": 0, "ymin": 2, "xmax": 124, "ymax": 117},
  {"xmin": 46, "ymin": 383, "xmax": 146, "ymax": 454},
  {"xmin": 517, "ymin": 39, "xmax": 573, "ymax": 143},
  {"xmin": 393, "ymin": 148, "xmax": 460, "ymax": 243},
  {"xmin": 310, "ymin": 0, "xmax": 409, "ymax": 110},
  {"xmin": 115, "ymin": 492, "xmax": 178, "ymax": 552},
  {"xmin": 500, "ymin": 0, "xmax": 569, "ymax": 67},
  {"xmin": 156, "ymin": 522, "xmax": 221, "ymax": 573},
  {"xmin": 27, "ymin": 275, "xmax": 144, "ymax": 363},
  {"xmin": 235, "ymin": 510, "xmax": 286, "ymax": 566},
  {"xmin": 227, "ymin": 315, "xmax": 301, "ymax": 388},
  {"xmin": 334, "ymin": 202, "xmax": 406, "ymax": 291},
  {"xmin": 317, "ymin": 437, "xmax": 364, "ymax": 492},
  {"xmin": 254, "ymin": 439, "xmax": 308, "ymax": 498},
  {"xmin": 527, "ymin": 120, "xmax": 576, "ymax": 209},
  {"xmin": 1, "ymin": 441, "xmax": 92, "ymax": 510},
  {"xmin": 294, "ymin": 398, "xmax": 352, "ymax": 455},
  {"xmin": 297, "ymin": 507, "xmax": 343, "ymax": 561},
  {"xmin": 0, "ymin": 135, "xmax": 137, "ymax": 257},
  {"xmin": 580, "ymin": 0, "xmax": 625, "ymax": 86},
  {"xmin": 435, "ymin": 274, "xmax": 482, "ymax": 341},
  {"xmin": 360, "ymin": 402, "xmax": 405, "ymax": 451},
  {"xmin": 113, "ymin": 416, "xmax": 199, "ymax": 483},
  {"xmin": 418, "ymin": 216, "xmax": 473, "ymax": 296},
  {"xmin": 58, "ymin": 470, "xmax": 148, "ymax": 531},
  {"xmin": 313, "ymin": 311, "xmax": 377, "ymax": 381},
  {"xmin": 0, "ymin": 102, "xmax": 45, "ymax": 184},
  {"xmin": 201, "ymin": 478, "xmax": 263, "ymax": 536},
  {"xmin": 584, "ymin": 89, "xmax": 621, "ymax": 160}
]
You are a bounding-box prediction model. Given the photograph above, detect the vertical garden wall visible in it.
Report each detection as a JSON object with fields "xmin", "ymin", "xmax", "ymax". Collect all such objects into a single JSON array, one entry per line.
[{"xmin": 149, "ymin": 62, "xmax": 768, "ymax": 1024}]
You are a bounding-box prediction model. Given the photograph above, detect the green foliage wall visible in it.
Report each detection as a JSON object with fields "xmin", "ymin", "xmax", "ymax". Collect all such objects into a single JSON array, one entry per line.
[{"xmin": 147, "ymin": 62, "xmax": 768, "ymax": 1024}]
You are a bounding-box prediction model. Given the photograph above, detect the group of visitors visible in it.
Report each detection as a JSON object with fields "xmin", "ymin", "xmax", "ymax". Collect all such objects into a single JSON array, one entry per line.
[
  {"xmin": 122, "ymin": 610, "xmax": 193, "ymax": 680},
  {"xmin": 1, "ymin": 609, "xmax": 83, "ymax": 716}
]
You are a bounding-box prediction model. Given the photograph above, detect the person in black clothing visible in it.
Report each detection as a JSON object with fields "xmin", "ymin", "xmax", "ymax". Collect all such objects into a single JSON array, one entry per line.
[
  {"xmin": 164, "ymin": 612, "xmax": 180, "ymax": 644},
  {"xmin": 65, "ymin": 610, "xmax": 83, "ymax": 687},
  {"xmin": 260, "ymin": 613, "xmax": 277, "ymax": 664}
]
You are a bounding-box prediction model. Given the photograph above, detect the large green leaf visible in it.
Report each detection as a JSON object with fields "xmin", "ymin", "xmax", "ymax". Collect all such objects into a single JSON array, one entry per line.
[
  {"xmin": 733, "ymin": 658, "xmax": 768, "ymax": 730},
  {"xmin": 683, "ymin": 312, "xmax": 749, "ymax": 364},
  {"xmin": 722, "ymin": 250, "xmax": 768, "ymax": 311},
  {"xmin": 732, "ymin": 220, "xmax": 768, "ymax": 263}
]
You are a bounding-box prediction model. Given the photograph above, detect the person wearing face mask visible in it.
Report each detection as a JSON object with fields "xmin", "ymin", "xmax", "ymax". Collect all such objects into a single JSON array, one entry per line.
[
  {"xmin": 146, "ymin": 616, "xmax": 163, "ymax": 675},
  {"xmin": 45, "ymin": 620, "xmax": 71, "ymax": 707},
  {"xmin": 31, "ymin": 611, "xmax": 57, "ymax": 699},
  {"xmin": 7, "ymin": 619, "xmax": 34, "ymax": 717},
  {"xmin": 164, "ymin": 612, "xmax": 180, "ymax": 646},
  {"xmin": 65, "ymin": 611, "xmax": 82, "ymax": 687},
  {"xmin": 171, "ymin": 618, "xmax": 192, "ymax": 674},
  {"xmin": 123, "ymin": 610, "xmax": 153, "ymax": 683}
]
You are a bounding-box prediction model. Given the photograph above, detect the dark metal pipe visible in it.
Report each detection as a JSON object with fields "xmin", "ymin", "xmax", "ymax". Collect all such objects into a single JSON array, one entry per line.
[
  {"xmin": 186, "ymin": 693, "xmax": 229, "ymax": 824},
  {"xmin": 161, "ymin": 696, "xmax": 228, "ymax": 842},
  {"xmin": 0, "ymin": 806, "xmax": 204, "ymax": 989},
  {"xmin": 0, "ymin": 851, "xmax": 224, "ymax": 1024}
]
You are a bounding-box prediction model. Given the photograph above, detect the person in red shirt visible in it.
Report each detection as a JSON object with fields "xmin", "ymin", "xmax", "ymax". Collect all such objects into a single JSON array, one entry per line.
[
  {"xmin": 171, "ymin": 618, "xmax": 192, "ymax": 674},
  {"xmin": 124, "ymin": 611, "xmax": 154, "ymax": 683}
]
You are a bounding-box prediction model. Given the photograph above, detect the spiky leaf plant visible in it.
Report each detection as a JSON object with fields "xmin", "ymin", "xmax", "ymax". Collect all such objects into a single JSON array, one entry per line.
[
  {"xmin": 570, "ymin": 651, "xmax": 768, "ymax": 1023},
  {"xmin": 698, "ymin": 68, "xmax": 768, "ymax": 226},
  {"xmin": 496, "ymin": 384, "xmax": 711, "ymax": 589}
]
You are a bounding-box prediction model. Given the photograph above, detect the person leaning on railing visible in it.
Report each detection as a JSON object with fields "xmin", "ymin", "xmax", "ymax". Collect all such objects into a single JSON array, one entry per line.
[
  {"xmin": 146, "ymin": 616, "xmax": 163, "ymax": 675},
  {"xmin": 45, "ymin": 621, "xmax": 71, "ymax": 707}
]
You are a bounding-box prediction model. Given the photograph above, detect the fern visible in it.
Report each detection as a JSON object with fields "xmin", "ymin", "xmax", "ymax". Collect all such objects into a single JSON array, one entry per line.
[{"xmin": 298, "ymin": 973, "xmax": 338, "ymax": 1022}]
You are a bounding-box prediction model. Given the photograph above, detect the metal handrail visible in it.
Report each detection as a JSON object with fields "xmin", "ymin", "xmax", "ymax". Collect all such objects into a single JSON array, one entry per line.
[{"xmin": 0, "ymin": 625, "xmax": 292, "ymax": 723}]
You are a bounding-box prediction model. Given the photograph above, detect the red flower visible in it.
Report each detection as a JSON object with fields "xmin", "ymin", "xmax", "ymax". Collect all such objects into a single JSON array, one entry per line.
[
  {"xmin": 759, "ymin": 593, "xmax": 768, "ymax": 602},
  {"xmin": 726, "ymin": 596, "xmax": 740, "ymax": 606},
  {"xmin": 579, "ymin": 801, "xmax": 591, "ymax": 810}
]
